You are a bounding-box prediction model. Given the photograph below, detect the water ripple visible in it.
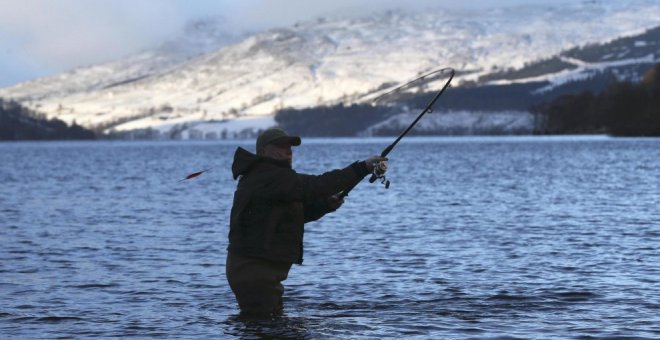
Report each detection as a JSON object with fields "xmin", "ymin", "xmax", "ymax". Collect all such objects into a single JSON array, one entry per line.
[{"xmin": 1, "ymin": 138, "xmax": 659, "ymax": 338}]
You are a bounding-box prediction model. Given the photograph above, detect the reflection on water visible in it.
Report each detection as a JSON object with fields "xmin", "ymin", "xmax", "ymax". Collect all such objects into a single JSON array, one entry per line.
[{"xmin": 1, "ymin": 137, "xmax": 659, "ymax": 338}]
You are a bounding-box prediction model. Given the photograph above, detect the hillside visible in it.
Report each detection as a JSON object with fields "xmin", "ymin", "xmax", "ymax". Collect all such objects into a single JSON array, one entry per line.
[
  {"xmin": 277, "ymin": 26, "xmax": 660, "ymax": 136},
  {"xmin": 1, "ymin": 1, "xmax": 660, "ymax": 138},
  {"xmin": 0, "ymin": 99, "xmax": 96, "ymax": 140}
]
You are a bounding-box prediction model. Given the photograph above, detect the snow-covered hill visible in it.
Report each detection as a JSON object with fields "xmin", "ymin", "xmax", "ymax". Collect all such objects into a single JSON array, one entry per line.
[{"xmin": 1, "ymin": 0, "xmax": 660, "ymax": 139}]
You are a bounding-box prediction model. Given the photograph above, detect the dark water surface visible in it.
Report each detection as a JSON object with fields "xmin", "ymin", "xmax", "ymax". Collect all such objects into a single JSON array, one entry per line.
[{"xmin": 1, "ymin": 136, "xmax": 659, "ymax": 339}]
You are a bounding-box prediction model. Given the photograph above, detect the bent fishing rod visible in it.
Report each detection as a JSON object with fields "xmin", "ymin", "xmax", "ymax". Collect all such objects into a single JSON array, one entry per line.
[
  {"xmin": 180, "ymin": 67, "xmax": 455, "ymax": 186},
  {"xmin": 339, "ymin": 67, "xmax": 455, "ymax": 198}
]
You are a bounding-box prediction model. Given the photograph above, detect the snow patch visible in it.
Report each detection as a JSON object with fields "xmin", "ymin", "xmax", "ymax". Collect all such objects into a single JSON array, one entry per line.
[{"xmin": 361, "ymin": 110, "xmax": 535, "ymax": 136}]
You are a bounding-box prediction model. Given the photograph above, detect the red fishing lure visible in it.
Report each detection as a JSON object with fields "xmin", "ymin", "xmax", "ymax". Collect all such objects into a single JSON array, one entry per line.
[{"xmin": 180, "ymin": 168, "xmax": 211, "ymax": 181}]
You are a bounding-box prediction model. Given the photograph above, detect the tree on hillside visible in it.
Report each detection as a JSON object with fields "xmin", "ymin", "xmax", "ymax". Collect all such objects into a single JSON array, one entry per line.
[
  {"xmin": 598, "ymin": 82, "xmax": 649, "ymax": 136},
  {"xmin": 538, "ymin": 92, "xmax": 599, "ymax": 134},
  {"xmin": 534, "ymin": 63, "xmax": 660, "ymax": 136},
  {"xmin": 0, "ymin": 98, "xmax": 96, "ymax": 140}
]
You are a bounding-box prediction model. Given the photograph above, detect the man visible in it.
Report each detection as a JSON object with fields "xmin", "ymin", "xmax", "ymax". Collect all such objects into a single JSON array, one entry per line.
[{"xmin": 226, "ymin": 127, "xmax": 386, "ymax": 317}]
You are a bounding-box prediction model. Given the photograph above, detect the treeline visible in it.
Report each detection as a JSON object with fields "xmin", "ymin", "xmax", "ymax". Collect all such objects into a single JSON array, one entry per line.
[
  {"xmin": 0, "ymin": 98, "xmax": 96, "ymax": 140},
  {"xmin": 275, "ymin": 103, "xmax": 398, "ymax": 136},
  {"xmin": 534, "ymin": 64, "xmax": 660, "ymax": 136}
]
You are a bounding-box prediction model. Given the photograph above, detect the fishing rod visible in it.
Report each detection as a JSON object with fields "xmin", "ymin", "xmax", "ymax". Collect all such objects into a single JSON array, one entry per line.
[
  {"xmin": 340, "ymin": 67, "xmax": 455, "ymax": 198},
  {"xmin": 181, "ymin": 67, "xmax": 455, "ymax": 189}
]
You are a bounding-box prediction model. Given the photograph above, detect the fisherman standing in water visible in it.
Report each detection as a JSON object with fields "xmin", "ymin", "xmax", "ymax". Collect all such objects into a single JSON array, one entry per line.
[{"xmin": 226, "ymin": 127, "xmax": 386, "ymax": 317}]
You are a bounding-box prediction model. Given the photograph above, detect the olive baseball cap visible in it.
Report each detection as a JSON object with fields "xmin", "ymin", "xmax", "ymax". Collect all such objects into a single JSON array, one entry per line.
[{"xmin": 256, "ymin": 127, "xmax": 301, "ymax": 150}]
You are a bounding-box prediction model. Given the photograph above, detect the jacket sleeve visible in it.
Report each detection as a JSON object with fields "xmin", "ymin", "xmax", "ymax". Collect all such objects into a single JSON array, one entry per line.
[
  {"xmin": 299, "ymin": 161, "xmax": 370, "ymax": 202},
  {"xmin": 303, "ymin": 198, "xmax": 332, "ymax": 223}
]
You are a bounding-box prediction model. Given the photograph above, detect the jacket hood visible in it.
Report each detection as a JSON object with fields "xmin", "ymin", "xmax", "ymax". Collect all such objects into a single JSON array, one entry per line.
[
  {"xmin": 232, "ymin": 147, "xmax": 293, "ymax": 179},
  {"xmin": 232, "ymin": 147, "xmax": 260, "ymax": 180}
]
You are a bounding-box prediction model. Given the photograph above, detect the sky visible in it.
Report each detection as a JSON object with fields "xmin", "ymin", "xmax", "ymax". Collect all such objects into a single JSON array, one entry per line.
[{"xmin": 0, "ymin": 0, "xmax": 572, "ymax": 88}]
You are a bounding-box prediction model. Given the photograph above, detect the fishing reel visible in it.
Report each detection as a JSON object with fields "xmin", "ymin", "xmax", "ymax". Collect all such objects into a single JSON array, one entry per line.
[{"xmin": 369, "ymin": 161, "xmax": 390, "ymax": 189}]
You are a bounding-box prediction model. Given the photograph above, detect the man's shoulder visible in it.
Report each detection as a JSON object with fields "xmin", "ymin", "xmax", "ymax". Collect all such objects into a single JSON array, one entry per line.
[{"xmin": 240, "ymin": 162, "xmax": 298, "ymax": 184}]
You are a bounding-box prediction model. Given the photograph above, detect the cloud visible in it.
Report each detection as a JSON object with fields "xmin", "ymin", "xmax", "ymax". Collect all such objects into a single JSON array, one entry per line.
[
  {"xmin": 217, "ymin": 0, "xmax": 575, "ymax": 30},
  {"xmin": 219, "ymin": 0, "xmax": 451, "ymax": 30},
  {"xmin": 0, "ymin": 0, "xmax": 184, "ymax": 72},
  {"xmin": 0, "ymin": 0, "xmax": 575, "ymax": 86}
]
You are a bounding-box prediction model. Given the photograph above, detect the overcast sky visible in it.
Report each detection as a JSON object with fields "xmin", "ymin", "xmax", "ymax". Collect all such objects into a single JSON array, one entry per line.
[{"xmin": 0, "ymin": 0, "xmax": 573, "ymax": 87}]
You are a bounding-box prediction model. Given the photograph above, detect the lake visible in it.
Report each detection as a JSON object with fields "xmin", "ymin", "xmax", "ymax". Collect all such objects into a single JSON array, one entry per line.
[{"xmin": 1, "ymin": 136, "xmax": 659, "ymax": 339}]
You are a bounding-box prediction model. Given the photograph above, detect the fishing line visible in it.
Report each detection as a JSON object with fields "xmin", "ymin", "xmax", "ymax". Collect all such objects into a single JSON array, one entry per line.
[{"xmin": 180, "ymin": 67, "xmax": 455, "ymax": 193}]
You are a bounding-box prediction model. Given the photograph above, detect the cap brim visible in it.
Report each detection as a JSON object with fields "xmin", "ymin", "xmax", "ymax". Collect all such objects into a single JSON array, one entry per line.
[{"xmin": 272, "ymin": 136, "xmax": 301, "ymax": 147}]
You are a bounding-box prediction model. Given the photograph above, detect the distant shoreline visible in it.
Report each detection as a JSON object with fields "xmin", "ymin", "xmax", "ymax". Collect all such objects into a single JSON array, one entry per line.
[{"xmin": 5, "ymin": 134, "xmax": 655, "ymax": 146}]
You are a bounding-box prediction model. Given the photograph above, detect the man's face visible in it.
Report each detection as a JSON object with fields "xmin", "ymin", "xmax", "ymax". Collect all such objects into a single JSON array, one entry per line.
[{"xmin": 262, "ymin": 141, "xmax": 293, "ymax": 166}]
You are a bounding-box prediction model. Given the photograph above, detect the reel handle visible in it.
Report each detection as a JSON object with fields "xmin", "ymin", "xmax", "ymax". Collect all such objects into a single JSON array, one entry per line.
[{"xmin": 368, "ymin": 173, "xmax": 378, "ymax": 183}]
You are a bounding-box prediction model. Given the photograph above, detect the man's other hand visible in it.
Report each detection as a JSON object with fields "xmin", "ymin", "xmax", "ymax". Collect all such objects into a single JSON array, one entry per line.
[{"xmin": 327, "ymin": 193, "xmax": 345, "ymax": 211}]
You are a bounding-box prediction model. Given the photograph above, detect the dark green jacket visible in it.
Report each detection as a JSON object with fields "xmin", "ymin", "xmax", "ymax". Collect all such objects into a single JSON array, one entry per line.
[{"xmin": 228, "ymin": 147, "xmax": 369, "ymax": 264}]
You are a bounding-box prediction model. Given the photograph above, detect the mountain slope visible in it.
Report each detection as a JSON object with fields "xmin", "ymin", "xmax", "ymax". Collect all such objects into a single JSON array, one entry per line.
[
  {"xmin": 1, "ymin": 0, "xmax": 660, "ymax": 138},
  {"xmin": 276, "ymin": 26, "xmax": 660, "ymax": 137}
]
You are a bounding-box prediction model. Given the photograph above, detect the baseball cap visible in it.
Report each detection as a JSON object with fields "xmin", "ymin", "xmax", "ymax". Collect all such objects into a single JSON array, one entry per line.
[{"xmin": 256, "ymin": 128, "xmax": 301, "ymax": 151}]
